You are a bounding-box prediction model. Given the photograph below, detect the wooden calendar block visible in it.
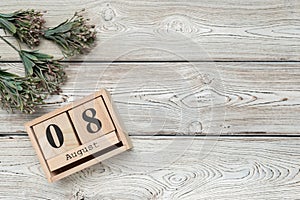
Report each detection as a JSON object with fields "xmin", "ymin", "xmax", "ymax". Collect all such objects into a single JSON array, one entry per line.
[
  {"xmin": 32, "ymin": 113, "xmax": 80, "ymax": 160},
  {"xmin": 24, "ymin": 89, "xmax": 132, "ymax": 183},
  {"xmin": 68, "ymin": 97, "xmax": 115, "ymax": 143}
]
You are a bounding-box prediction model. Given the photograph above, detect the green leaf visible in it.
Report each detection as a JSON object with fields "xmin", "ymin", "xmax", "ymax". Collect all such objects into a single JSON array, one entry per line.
[
  {"xmin": 0, "ymin": 69, "xmax": 17, "ymax": 78},
  {"xmin": 20, "ymin": 53, "xmax": 34, "ymax": 75},
  {"xmin": 32, "ymin": 52, "xmax": 53, "ymax": 60},
  {"xmin": 0, "ymin": 13, "xmax": 15, "ymax": 18},
  {"xmin": 16, "ymin": 85, "xmax": 23, "ymax": 91},
  {"xmin": 44, "ymin": 21, "xmax": 73, "ymax": 36},
  {"xmin": 22, "ymin": 51, "xmax": 38, "ymax": 61},
  {"xmin": 21, "ymin": 49, "xmax": 39, "ymax": 54},
  {"xmin": 17, "ymin": 97, "xmax": 24, "ymax": 111},
  {"xmin": 54, "ymin": 35, "xmax": 69, "ymax": 50},
  {"xmin": 5, "ymin": 81, "xmax": 17, "ymax": 90},
  {"xmin": 16, "ymin": 19, "xmax": 30, "ymax": 28},
  {"xmin": 22, "ymin": 50, "xmax": 53, "ymax": 60},
  {"xmin": 0, "ymin": 18, "xmax": 16, "ymax": 34}
]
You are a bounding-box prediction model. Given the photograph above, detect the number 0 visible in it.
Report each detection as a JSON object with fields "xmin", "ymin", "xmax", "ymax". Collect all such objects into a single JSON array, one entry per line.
[{"xmin": 46, "ymin": 124, "xmax": 64, "ymax": 148}]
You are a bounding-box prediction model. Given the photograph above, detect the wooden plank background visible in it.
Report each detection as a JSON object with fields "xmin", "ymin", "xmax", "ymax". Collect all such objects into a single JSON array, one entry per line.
[
  {"xmin": 0, "ymin": 0, "xmax": 300, "ymax": 199},
  {"xmin": 0, "ymin": 0, "xmax": 299, "ymax": 61},
  {"xmin": 2, "ymin": 136, "xmax": 300, "ymax": 199},
  {"xmin": 1, "ymin": 62, "xmax": 300, "ymax": 135}
]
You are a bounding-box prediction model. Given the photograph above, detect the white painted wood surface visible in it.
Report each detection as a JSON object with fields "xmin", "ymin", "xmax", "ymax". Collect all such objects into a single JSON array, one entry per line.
[
  {"xmin": 0, "ymin": 0, "xmax": 299, "ymax": 61},
  {"xmin": 1, "ymin": 62, "xmax": 300, "ymax": 135},
  {"xmin": 1, "ymin": 136, "xmax": 300, "ymax": 199},
  {"xmin": 0, "ymin": 0, "xmax": 300, "ymax": 199}
]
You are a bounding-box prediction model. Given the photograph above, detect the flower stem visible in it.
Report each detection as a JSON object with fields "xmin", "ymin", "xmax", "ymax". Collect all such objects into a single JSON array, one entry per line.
[{"xmin": 0, "ymin": 35, "xmax": 20, "ymax": 52}]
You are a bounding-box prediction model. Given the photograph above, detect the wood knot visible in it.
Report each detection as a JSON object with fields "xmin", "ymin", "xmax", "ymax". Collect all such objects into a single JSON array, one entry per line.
[
  {"xmin": 202, "ymin": 73, "xmax": 213, "ymax": 85},
  {"xmin": 101, "ymin": 5, "xmax": 115, "ymax": 21},
  {"xmin": 72, "ymin": 189, "xmax": 85, "ymax": 200},
  {"xmin": 163, "ymin": 170, "xmax": 197, "ymax": 189},
  {"xmin": 169, "ymin": 173, "xmax": 188, "ymax": 184},
  {"xmin": 161, "ymin": 16, "xmax": 193, "ymax": 33},
  {"xmin": 169, "ymin": 19, "xmax": 184, "ymax": 32},
  {"xmin": 159, "ymin": 15, "xmax": 211, "ymax": 36},
  {"xmin": 188, "ymin": 121, "xmax": 203, "ymax": 134}
]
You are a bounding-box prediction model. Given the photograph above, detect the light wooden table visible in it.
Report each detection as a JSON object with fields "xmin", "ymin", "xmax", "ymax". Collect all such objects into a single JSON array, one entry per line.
[{"xmin": 1, "ymin": 1, "xmax": 300, "ymax": 199}]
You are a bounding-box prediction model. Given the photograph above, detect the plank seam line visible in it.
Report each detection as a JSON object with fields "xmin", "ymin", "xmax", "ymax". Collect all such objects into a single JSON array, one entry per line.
[
  {"xmin": 2, "ymin": 134, "xmax": 300, "ymax": 138},
  {"xmin": 1, "ymin": 60, "xmax": 300, "ymax": 63}
]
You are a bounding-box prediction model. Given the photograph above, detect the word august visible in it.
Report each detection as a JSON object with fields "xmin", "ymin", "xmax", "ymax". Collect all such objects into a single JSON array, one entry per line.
[{"xmin": 66, "ymin": 142, "xmax": 99, "ymax": 160}]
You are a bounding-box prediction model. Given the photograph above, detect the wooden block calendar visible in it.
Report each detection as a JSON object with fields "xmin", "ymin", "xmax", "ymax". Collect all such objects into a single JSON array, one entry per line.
[{"xmin": 24, "ymin": 89, "xmax": 132, "ymax": 182}]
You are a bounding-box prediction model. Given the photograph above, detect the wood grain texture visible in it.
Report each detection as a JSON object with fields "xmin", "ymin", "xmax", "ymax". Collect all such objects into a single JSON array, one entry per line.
[
  {"xmin": 1, "ymin": 62, "xmax": 300, "ymax": 135},
  {"xmin": 0, "ymin": 0, "xmax": 300, "ymax": 61},
  {"xmin": 1, "ymin": 135, "xmax": 300, "ymax": 199},
  {"xmin": 1, "ymin": 0, "xmax": 299, "ymax": 198}
]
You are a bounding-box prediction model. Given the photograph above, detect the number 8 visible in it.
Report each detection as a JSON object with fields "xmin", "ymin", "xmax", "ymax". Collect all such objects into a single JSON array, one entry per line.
[{"xmin": 82, "ymin": 108, "xmax": 102, "ymax": 133}]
